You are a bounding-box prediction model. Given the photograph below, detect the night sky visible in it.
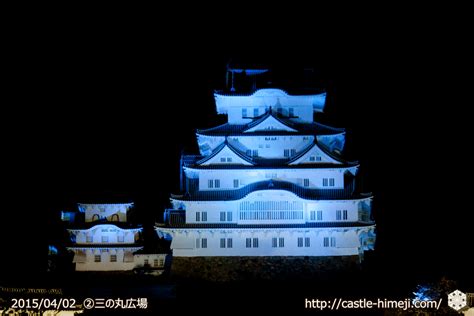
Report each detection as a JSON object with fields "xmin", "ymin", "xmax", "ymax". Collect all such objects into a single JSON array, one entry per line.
[{"xmin": 2, "ymin": 25, "xmax": 472, "ymax": 293}]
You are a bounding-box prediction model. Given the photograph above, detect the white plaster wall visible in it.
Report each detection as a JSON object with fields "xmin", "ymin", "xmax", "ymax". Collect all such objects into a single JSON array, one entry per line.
[
  {"xmin": 70, "ymin": 225, "xmax": 139, "ymax": 244},
  {"xmin": 163, "ymin": 227, "xmax": 369, "ymax": 257},
  {"xmin": 215, "ymin": 89, "xmax": 324, "ymax": 124},
  {"xmin": 178, "ymin": 191, "xmax": 370, "ymax": 225},
  {"xmin": 80, "ymin": 203, "xmax": 132, "ymax": 223},
  {"xmin": 133, "ymin": 254, "xmax": 167, "ymax": 268},
  {"xmin": 193, "ymin": 167, "xmax": 346, "ymax": 191},
  {"xmin": 230, "ymin": 135, "xmax": 314, "ymax": 159},
  {"xmin": 74, "ymin": 248, "xmax": 137, "ymax": 271}
]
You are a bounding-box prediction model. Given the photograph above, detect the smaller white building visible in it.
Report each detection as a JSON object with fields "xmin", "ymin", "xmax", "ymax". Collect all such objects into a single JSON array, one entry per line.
[{"xmin": 64, "ymin": 203, "xmax": 167, "ymax": 272}]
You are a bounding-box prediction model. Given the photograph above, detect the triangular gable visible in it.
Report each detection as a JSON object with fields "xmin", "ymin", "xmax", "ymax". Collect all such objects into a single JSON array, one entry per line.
[
  {"xmin": 244, "ymin": 115, "xmax": 298, "ymax": 133},
  {"xmin": 288, "ymin": 143, "xmax": 344, "ymax": 165},
  {"xmin": 197, "ymin": 143, "xmax": 253, "ymax": 166}
]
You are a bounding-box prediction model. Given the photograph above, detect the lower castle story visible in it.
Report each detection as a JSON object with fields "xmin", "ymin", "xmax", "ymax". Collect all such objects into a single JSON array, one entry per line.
[{"xmin": 156, "ymin": 226, "xmax": 375, "ymax": 258}]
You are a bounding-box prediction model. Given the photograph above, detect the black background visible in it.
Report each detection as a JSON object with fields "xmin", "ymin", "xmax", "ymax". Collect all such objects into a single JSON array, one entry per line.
[{"xmin": 2, "ymin": 12, "xmax": 473, "ymax": 304}]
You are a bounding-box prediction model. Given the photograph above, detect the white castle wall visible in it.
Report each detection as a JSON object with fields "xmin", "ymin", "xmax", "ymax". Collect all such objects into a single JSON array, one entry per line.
[
  {"xmin": 79, "ymin": 203, "xmax": 133, "ymax": 223},
  {"xmin": 186, "ymin": 167, "xmax": 350, "ymax": 191},
  {"xmin": 69, "ymin": 224, "xmax": 139, "ymax": 244},
  {"xmin": 172, "ymin": 190, "xmax": 371, "ymax": 225},
  {"xmin": 160, "ymin": 226, "xmax": 374, "ymax": 257}
]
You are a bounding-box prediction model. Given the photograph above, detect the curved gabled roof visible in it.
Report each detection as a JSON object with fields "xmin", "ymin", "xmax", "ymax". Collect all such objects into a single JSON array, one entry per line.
[
  {"xmin": 287, "ymin": 139, "xmax": 358, "ymax": 166},
  {"xmin": 171, "ymin": 178, "xmax": 364, "ymax": 201},
  {"xmin": 195, "ymin": 140, "xmax": 255, "ymax": 166},
  {"xmin": 196, "ymin": 118, "xmax": 344, "ymax": 136}
]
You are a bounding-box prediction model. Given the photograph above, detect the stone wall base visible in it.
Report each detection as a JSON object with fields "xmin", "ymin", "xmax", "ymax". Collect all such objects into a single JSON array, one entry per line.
[{"xmin": 171, "ymin": 256, "xmax": 361, "ymax": 282}]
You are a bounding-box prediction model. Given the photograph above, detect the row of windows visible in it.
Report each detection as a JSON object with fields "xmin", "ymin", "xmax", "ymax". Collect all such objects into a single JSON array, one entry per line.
[
  {"xmin": 195, "ymin": 212, "xmax": 208, "ymax": 222},
  {"xmin": 310, "ymin": 210, "xmax": 349, "ymax": 221},
  {"xmin": 219, "ymin": 157, "xmax": 233, "ymax": 162},
  {"xmin": 310, "ymin": 210, "xmax": 323, "ymax": 221},
  {"xmin": 195, "ymin": 237, "xmax": 336, "ymax": 249},
  {"xmin": 86, "ymin": 236, "xmax": 125, "ymax": 243},
  {"xmin": 242, "ymin": 108, "xmax": 296, "ymax": 118},
  {"xmin": 207, "ymin": 178, "xmax": 336, "ymax": 189},
  {"xmin": 208, "ymin": 179, "xmax": 220, "ymax": 188},
  {"xmin": 220, "ymin": 211, "xmax": 233, "ymax": 222},
  {"xmin": 245, "ymin": 149, "xmax": 259, "ymax": 157},
  {"xmin": 309, "ymin": 156, "xmax": 322, "ymax": 162},
  {"xmin": 322, "ymin": 178, "xmax": 335, "ymax": 187},
  {"xmin": 93, "ymin": 255, "xmax": 165, "ymax": 266},
  {"xmin": 240, "ymin": 201, "xmax": 303, "ymax": 211},
  {"xmin": 283, "ymin": 149, "xmax": 297, "ymax": 157},
  {"xmin": 336, "ymin": 210, "xmax": 348, "ymax": 221},
  {"xmin": 239, "ymin": 210, "xmax": 304, "ymax": 220}
]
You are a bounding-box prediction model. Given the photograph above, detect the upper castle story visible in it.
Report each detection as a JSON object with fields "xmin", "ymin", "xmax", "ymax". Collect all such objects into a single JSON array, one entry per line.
[{"xmin": 214, "ymin": 64, "xmax": 326, "ymax": 125}]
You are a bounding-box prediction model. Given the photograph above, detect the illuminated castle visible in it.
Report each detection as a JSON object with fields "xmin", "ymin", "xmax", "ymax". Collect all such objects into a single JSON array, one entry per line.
[
  {"xmin": 156, "ymin": 66, "xmax": 375, "ymax": 262},
  {"xmin": 63, "ymin": 203, "xmax": 166, "ymax": 272}
]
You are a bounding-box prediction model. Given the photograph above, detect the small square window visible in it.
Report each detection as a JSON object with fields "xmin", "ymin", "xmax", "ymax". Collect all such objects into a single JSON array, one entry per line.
[
  {"xmin": 110, "ymin": 255, "xmax": 117, "ymax": 262},
  {"xmin": 94, "ymin": 255, "xmax": 101, "ymax": 262}
]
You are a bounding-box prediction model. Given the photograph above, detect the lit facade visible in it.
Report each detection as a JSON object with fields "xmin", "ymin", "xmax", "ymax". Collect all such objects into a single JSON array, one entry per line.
[
  {"xmin": 64, "ymin": 203, "xmax": 166, "ymax": 272},
  {"xmin": 156, "ymin": 69, "xmax": 375, "ymax": 261}
]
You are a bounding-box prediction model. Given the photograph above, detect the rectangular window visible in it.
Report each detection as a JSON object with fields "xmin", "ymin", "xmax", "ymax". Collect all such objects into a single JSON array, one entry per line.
[
  {"xmin": 227, "ymin": 211, "xmax": 232, "ymax": 221},
  {"xmin": 233, "ymin": 179, "xmax": 239, "ymax": 188},
  {"xmin": 159, "ymin": 258, "xmax": 164, "ymax": 267},
  {"xmin": 329, "ymin": 178, "xmax": 335, "ymax": 187},
  {"xmin": 317, "ymin": 210, "xmax": 323, "ymax": 221},
  {"xmin": 196, "ymin": 238, "xmax": 200, "ymax": 248},
  {"xmin": 303, "ymin": 178, "xmax": 310, "ymax": 187},
  {"xmin": 208, "ymin": 179, "xmax": 214, "ymax": 188},
  {"xmin": 289, "ymin": 108, "xmax": 294, "ymax": 117},
  {"xmin": 220, "ymin": 157, "xmax": 226, "ymax": 162},
  {"xmin": 220, "ymin": 212, "xmax": 226, "ymax": 221},
  {"xmin": 144, "ymin": 259, "xmax": 149, "ymax": 266},
  {"xmin": 323, "ymin": 178, "xmax": 328, "ymax": 187},
  {"xmin": 252, "ymin": 150, "xmax": 258, "ymax": 157},
  {"xmin": 94, "ymin": 255, "xmax": 101, "ymax": 262},
  {"xmin": 202, "ymin": 212, "xmax": 207, "ymax": 222},
  {"xmin": 86, "ymin": 236, "xmax": 93, "ymax": 242},
  {"xmin": 153, "ymin": 259, "xmax": 159, "ymax": 267},
  {"xmin": 214, "ymin": 179, "xmax": 220, "ymax": 188},
  {"xmin": 196, "ymin": 212, "xmax": 200, "ymax": 222},
  {"xmin": 310, "ymin": 211, "xmax": 316, "ymax": 221},
  {"xmin": 323, "ymin": 237, "xmax": 329, "ymax": 247},
  {"xmin": 226, "ymin": 157, "xmax": 232, "ymax": 162},
  {"xmin": 343, "ymin": 210, "xmax": 348, "ymax": 220},
  {"xmin": 117, "ymin": 235, "xmax": 124, "ymax": 242},
  {"xmin": 297, "ymin": 237, "xmax": 303, "ymax": 247},
  {"xmin": 202, "ymin": 238, "xmax": 207, "ymax": 248},
  {"xmin": 227, "ymin": 238, "xmax": 233, "ymax": 248},
  {"xmin": 242, "ymin": 108, "xmax": 247, "ymax": 118},
  {"xmin": 284, "ymin": 149, "xmax": 290, "ymax": 157},
  {"xmin": 309, "ymin": 156, "xmax": 315, "ymax": 162},
  {"xmin": 316, "ymin": 156, "xmax": 322, "ymax": 161},
  {"xmin": 246, "ymin": 149, "xmax": 251, "ymax": 156},
  {"xmin": 220, "ymin": 238, "xmax": 226, "ymax": 248},
  {"xmin": 253, "ymin": 108, "xmax": 259, "ymax": 117},
  {"xmin": 336, "ymin": 210, "xmax": 342, "ymax": 220},
  {"xmin": 272, "ymin": 237, "xmax": 278, "ymax": 248},
  {"xmin": 305, "ymin": 237, "xmax": 310, "ymax": 247},
  {"xmin": 291, "ymin": 149, "xmax": 296, "ymax": 156},
  {"xmin": 101, "ymin": 236, "xmax": 108, "ymax": 243},
  {"xmin": 323, "ymin": 237, "xmax": 336, "ymax": 247},
  {"xmin": 246, "ymin": 238, "xmax": 252, "ymax": 248},
  {"xmin": 279, "ymin": 237, "xmax": 285, "ymax": 248},
  {"xmin": 110, "ymin": 255, "xmax": 117, "ymax": 262},
  {"xmin": 253, "ymin": 238, "xmax": 259, "ymax": 248}
]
